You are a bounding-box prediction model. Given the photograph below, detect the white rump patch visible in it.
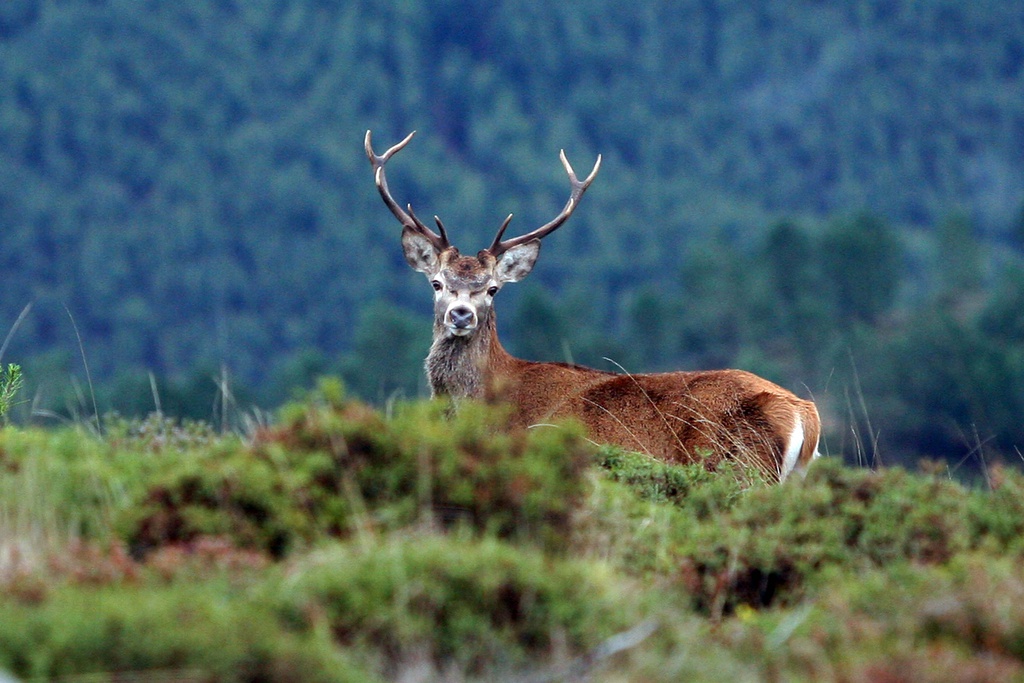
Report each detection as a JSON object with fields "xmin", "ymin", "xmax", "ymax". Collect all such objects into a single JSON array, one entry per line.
[{"xmin": 779, "ymin": 415, "xmax": 804, "ymax": 482}]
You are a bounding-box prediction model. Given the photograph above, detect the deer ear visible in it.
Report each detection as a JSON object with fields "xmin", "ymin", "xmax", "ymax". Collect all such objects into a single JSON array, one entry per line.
[
  {"xmin": 402, "ymin": 227, "xmax": 441, "ymax": 273},
  {"xmin": 494, "ymin": 240, "xmax": 540, "ymax": 283}
]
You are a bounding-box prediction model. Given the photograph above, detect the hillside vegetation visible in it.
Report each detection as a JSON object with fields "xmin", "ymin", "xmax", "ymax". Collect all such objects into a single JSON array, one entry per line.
[
  {"xmin": 3, "ymin": 384, "xmax": 1024, "ymax": 680},
  {"xmin": 1, "ymin": 1, "xmax": 1023, "ymax": 465}
]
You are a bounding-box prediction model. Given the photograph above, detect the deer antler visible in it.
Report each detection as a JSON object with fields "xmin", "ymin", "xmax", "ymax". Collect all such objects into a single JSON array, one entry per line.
[
  {"xmin": 364, "ymin": 130, "xmax": 450, "ymax": 251},
  {"xmin": 487, "ymin": 149, "xmax": 601, "ymax": 257}
]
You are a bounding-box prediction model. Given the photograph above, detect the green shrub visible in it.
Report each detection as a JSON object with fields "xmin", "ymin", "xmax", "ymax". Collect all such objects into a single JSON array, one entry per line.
[
  {"xmin": 0, "ymin": 578, "xmax": 377, "ymax": 682},
  {"xmin": 967, "ymin": 464, "xmax": 1024, "ymax": 555},
  {"xmin": 739, "ymin": 557, "xmax": 1024, "ymax": 681},
  {"xmin": 667, "ymin": 459, "xmax": 977, "ymax": 615},
  {"xmin": 10, "ymin": 383, "xmax": 1024, "ymax": 681},
  {"xmin": 120, "ymin": 440, "xmax": 314, "ymax": 558},
  {"xmin": 122, "ymin": 384, "xmax": 594, "ymax": 557},
  {"xmin": 388, "ymin": 401, "xmax": 593, "ymax": 545},
  {"xmin": 0, "ymin": 427, "xmax": 162, "ymax": 549},
  {"xmin": 274, "ymin": 535, "xmax": 648, "ymax": 676},
  {"xmin": 596, "ymin": 446, "xmax": 750, "ymax": 516},
  {"xmin": 103, "ymin": 411, "xmax": 223, "ymax": 453}
]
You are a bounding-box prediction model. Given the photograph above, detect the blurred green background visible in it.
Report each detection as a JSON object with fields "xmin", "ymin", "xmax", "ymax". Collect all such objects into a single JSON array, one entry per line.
[{"xmin": 0, "ymin": 0, "xmax": 1022, "ymax": 467}]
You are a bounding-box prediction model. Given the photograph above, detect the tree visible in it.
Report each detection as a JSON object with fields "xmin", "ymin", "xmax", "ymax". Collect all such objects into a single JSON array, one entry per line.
[
  {"xmin": 340, "ymin": 303, "xmax": 430, "ymax": 402},
  {"xmin": 1010, "ymin": 201, "xmax": 1024, "ymax": 253},
  {"xmin": 507, "ymin": 288, "xmax": 570, "ymax": 364},
  {"xmin": 626, "ymin": 287, "xmax": 671, "ymax": 369},
  {"xmin": 935, "ymin": 212, "xmax": 982, "ymax": 299},
  {"xmin": 761, "ymin": 220, "xmax": 835, "ymax": 370},
  {"xmin": 820, "ymin": 213, "xmax": 905, "ymax": 326}
]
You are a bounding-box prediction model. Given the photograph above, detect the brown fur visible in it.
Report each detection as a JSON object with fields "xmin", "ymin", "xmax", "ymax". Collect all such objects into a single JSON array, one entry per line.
[{"xmin": 438, "ymin": 314, "xmax": 820, "ymax": 482}]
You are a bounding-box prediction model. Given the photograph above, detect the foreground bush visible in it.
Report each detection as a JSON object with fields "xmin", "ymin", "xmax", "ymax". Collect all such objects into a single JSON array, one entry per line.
[
  {"xmin": 0, "ymin": 577, "xmax": 374, "ymax": 683},
  {"xmin": 660, "ymin": 458, "xmax": 1024, "ymax": 615},
  {"xmin": 0, "ymin": 532, "xmax": 647, "ymax": 681},
  {"xmin": 4, "ymin": 386, "xmax": 1024, "ymax": 680},
  {"xmin": 123, "ymin": 382, "xmax": 593, "ymax": 557},
  {"xmin": 698, "ymin": 556, "xmax": 1024, "ymax": 683},
  {"xmin": 276, "ymin": 534, "xmax": 648, "ymax": 676}
]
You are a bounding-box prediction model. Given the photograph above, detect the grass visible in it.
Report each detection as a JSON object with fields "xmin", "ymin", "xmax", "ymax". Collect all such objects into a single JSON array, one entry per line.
[{"xmin": 3, "ymin": 378, "xmax": 1024, "ymax": 681}]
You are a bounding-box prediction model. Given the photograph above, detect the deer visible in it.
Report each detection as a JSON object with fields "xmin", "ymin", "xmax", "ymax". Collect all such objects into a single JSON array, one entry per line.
[{"xmin": 364, "ymin": 130, "xmax": 821, "ymax": 482}]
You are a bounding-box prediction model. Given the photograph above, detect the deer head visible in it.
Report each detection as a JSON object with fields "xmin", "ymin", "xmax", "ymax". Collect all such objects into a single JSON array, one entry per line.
[{"xmin": 364, "ymin": 130, "xmax": 601, "ymax": 341}]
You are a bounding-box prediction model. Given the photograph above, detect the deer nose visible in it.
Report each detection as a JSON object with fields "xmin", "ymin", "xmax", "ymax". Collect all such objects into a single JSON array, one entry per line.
[{"xmin": 449, "ymin": 306, "xmax": 475, "ymax": 328}]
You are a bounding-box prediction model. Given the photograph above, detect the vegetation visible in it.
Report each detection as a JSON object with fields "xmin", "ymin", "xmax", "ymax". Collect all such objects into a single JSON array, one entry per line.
[
  {"xmin": 1, "ymin": 3, "xmax": 1021, "ymax": 678},
  {"xmin": 0, "ymin": 365, "xmax": 22, "ymax": 418},
  {"xmin": 4, "ymin": 386, "xmax": 1024, "ymax": 680},
  {"xmin": 0, "ymin": 1, "xmax": 1022, "ymax": 465}
]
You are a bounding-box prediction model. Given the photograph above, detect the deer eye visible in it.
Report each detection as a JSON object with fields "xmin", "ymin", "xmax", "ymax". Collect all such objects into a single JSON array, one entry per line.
[
  {"xmin": 431, "ymin": 280, "xmax": 443, "ymax": 292},
  {"xmin": 487, "ymin": 286, "xmax": 499, "ymax": 297}
]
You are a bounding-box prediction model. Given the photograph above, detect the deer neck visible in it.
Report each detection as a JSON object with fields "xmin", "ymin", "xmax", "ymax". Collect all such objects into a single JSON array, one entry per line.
[{"xmin": 426, "ymin": 315, "xmax": 513, "ymax": 399}]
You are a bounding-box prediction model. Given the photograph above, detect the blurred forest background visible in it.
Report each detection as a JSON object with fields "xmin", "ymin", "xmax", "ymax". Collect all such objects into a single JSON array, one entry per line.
[{"xmin": 0, "ymin": 0, "xmax": 1023, "ymax": 468}]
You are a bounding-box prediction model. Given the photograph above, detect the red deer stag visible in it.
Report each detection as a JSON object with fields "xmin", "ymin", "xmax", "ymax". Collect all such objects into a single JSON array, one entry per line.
[{"xmin": 365, "ymin": 130, "xmax": 821, "ymax": 481}]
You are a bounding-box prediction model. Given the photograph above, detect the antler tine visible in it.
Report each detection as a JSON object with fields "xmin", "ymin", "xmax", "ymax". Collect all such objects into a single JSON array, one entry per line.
[
  {"xmin": 365, "ymin": 130, "xmax": 450, "ymax": 251},
  {"xmin": 405, "ymin": 202, "xmax": 432, "ymax": 233},
  {"xmin": 488, "ymin": 150, "xmax": 602, "ymax": 257},
  {"xmin": 433, "ymin": 215, "xmax": 450, "ymax": 245},
  {"xmin": 364, "ymin": 129, "xmax": 415, "ymax": 165},
  {"xmin": 487, "ymin": 214, "xmax": 515, "ymax": 251}
]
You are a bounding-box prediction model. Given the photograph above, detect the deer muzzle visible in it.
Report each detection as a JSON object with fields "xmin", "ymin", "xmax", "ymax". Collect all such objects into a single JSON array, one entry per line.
[{"xmin": 445, "ymin": 303, "xmax": 477, "ymax": 335}]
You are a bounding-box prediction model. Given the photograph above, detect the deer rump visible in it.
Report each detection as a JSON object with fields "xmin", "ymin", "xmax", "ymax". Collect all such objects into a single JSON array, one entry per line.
[{"xmin": 497, "ymin": 360, "xmax": 820, "ymax": 481}]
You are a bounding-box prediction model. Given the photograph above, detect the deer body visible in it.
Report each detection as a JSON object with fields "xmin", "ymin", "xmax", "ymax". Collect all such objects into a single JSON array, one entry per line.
[{"xmin": 366, "ymin": 131, "xmax": 820, "ymax": 481}]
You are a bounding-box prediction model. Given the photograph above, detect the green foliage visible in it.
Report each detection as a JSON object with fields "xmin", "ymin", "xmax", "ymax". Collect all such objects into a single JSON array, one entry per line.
[
  {"xmin": 507, "ymin": 287, "xmax": 573, "ymax": 363},
  {"xmin": 705, "ymin": 558, "xmax": 1024, "ymax": 682},
  {"xmin": 820, "ymin": 212, "xmax": 905, "ymax": 325},
  {"xmin": 276, "ymin": 535, "xmax": 643, "ymax": 674},
  {"xmin": 0, "ymin": 426, "xmax": 162, "ymax": 545},
  {"xmin": 0, "ymin": 578, "xmax": 372, "ymax": 683},
  {"xmin": 884, "ymin": 303, "xmax": 1024, "ymax": 458},
  {"xmin": 0, "ymin": 364, "xmax": 21, "ymax": 418},
  {"xmin": 102, "ymin": 411, "xmax": 223, "ymax": 452},
  {"xmin": 7, "ymin": 395, "xmax": 1024, "ymax": 678},
  {"xmin": 122, "ymin": 438, "xmax": 310, "ymax": 558},
  {"xmin": 339, "ymin": 302, "xmax": 430, "ymax": 402},
  {"xmin": 595, "ymin": 446, "xmax": 750, "ymax": 514},
  {"xmin": 936, "ymin": 211, "xmax": 983, "ymax": 298},
  {"xmin": 122, "ymin": 382, "xmax": 593, "ymax": 557},
  {"xmin": 596, "ymin": 456, "xmax": 1024, "ymax": 618},
  {"xmin": 760, "ymin": 221, "xmax": 835, "ymax": 370}
]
